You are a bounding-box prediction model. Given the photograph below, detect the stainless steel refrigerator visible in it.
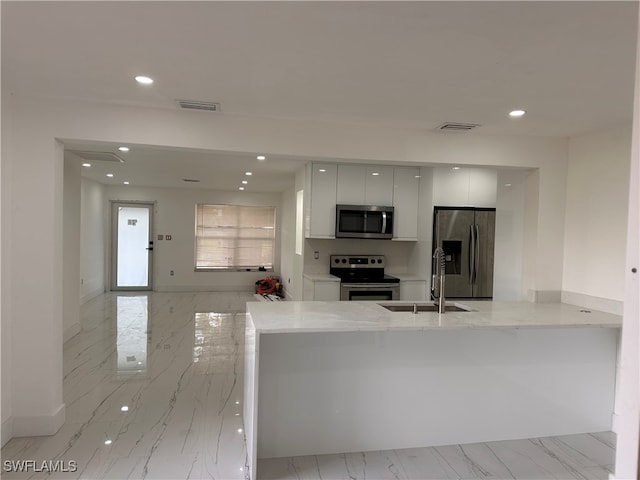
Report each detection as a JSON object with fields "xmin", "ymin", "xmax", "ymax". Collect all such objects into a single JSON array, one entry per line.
[{"xmin": 432, "ymin": 207, "xmax": 496, "ymax": 299}]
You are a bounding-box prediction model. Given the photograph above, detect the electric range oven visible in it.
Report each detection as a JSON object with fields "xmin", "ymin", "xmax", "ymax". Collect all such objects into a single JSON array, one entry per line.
[{"xmin": 329, "ymin": 255, "xmax": 400, "ymax": 301}]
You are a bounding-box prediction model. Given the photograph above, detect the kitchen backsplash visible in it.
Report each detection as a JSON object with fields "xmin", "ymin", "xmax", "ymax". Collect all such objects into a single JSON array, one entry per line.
[{"xmin": 304, "ymin": 238, "xmax": 415, "ymax": 274}]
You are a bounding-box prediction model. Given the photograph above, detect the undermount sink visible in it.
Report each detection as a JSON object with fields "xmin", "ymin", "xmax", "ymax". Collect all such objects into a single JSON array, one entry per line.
[{"xmin": 378, "ymin": 302, "xmax": 474, "ymax": 313}]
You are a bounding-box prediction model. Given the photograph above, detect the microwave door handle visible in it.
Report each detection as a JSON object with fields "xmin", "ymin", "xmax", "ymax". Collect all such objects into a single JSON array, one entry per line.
[{"xmin": 381, "ymin": 211, "xmax": 387, "ymax": 234}]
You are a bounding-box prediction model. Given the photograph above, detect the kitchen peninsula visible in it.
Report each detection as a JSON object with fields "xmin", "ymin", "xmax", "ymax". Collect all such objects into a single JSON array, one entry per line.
[{"xmin": 243, "ymin": 301, "xmax": 622, "ymax": 480}]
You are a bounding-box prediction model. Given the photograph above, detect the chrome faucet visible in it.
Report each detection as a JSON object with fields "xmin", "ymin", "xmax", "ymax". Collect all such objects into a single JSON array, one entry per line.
[{"xmin": 432, "ymin": 247, "xmax": 446, "ymax": 314}]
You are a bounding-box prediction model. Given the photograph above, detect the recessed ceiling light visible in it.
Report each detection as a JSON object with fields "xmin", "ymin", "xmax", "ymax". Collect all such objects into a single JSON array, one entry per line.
[
  {"xmin": 123, "ymin": 181, "xmax": 130, "ymax": 185},
  {"xmin": 452, "ymin": 167, "xmax": 461, "ymax": 170},
  {"xmin": 82, "ymin": 163, "xmax": 91, "ymax": 167},
  {"xmin": 106, "ymin": 173, "xmax": 114, "ymax": 178},
  {"xmin": 239, "ymin": 187, "xmax": 245, "ymax": 191},
  {"xmin": 245, "ymin": 172, "xmax": 252, "ymax": 176},
  {"xmin": 256, "ymin": 155, "xmax": 266, "ymax": 161},
  {"xmin": 242, "ymin": 180, "xmax": 248, "ymax": 184},
  {"xmin": 509, "ymin": 109, "xmax": 526, "ymax": 117},
  {"xmin": 135, "ymin": 75, "xmax": 154, "ymax": 85},
  {"xmin": 121, "ymin": 406, "xmax": 129, "ymax": 412},
  {"xmin": 371, "ymin": 172, "xmax": 380, "ymax": 176},
  {"xmin": 319, "ymin": 169, "xmax": 327, "ymax": 173},
  {"xmin": 415, "ymin": 175, "xmax": 421, "ymax": 178},
  {"xmin": 505, "ymin": 183, "xmax": 512, "ymax": 187},
  {"xmin": 118, "ymin": 147, "xmax": 130, "ymax": 152},
  {"xmin": 104, "ymin": 440, "xmax": 112, "ymax": 445}
]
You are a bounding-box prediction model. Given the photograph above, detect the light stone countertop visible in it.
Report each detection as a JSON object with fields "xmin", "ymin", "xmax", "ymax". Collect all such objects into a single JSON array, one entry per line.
[
  {"xmin": 302, "ymin": 273, "xmax": 341, "ymax": 282},
  {"xmin": 246, "ymin": 300, "xmax": 622, "ymax": 334},
  {"xmin": 386, "ymin": 273, "xmax": 427, "ymax": 281}
]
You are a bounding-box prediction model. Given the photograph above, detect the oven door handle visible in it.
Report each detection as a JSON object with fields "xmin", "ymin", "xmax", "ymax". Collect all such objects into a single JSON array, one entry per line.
[{"xmin": 341, "ymin": 283, "xmax": 399, "ymax": 289}]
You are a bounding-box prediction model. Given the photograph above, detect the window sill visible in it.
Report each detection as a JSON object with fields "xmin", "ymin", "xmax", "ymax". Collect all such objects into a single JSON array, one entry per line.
[{"xmin": 194, "ymin": 268, "xmax": 274, "ymax": 273}]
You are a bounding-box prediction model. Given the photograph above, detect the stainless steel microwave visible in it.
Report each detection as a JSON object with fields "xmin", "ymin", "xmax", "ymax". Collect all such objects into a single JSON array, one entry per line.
[{"xmin": 335, "ymin": 204, "xmax": 394, "ymax": 239}]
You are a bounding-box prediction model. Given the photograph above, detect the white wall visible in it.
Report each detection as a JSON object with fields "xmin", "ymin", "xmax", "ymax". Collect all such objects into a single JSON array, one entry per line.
[
  {"xmin": 1, "ymin": 18, "xmax": 14, "ymax": 444},
  {"xmin": 494, "ymin": 170, "xmax": 528, "ymax": 301},
  {"xmin": 279, "ymin": 186, "xmax": 297, "ymax": 299},
  {"xmin": 562, "ymin": 125, "xmax": 632, "ymax": 313},
  {"xmin": 613, "ymin": 11, "xmax": 640, "ymax": 478},
  {"xmin": 63, "ymin": 155, "xmax": 81, "ymax": 342},
  {"xmin": 6, "ymin": 99, "xmax": 65, "ymax": 438},
  {"xmin": 105, "ymin": 185, "xmax": 282, "ymax": 291},
  {"xmin": 80, "ymin": 178, "xmax": 106, "ymax": 303}
]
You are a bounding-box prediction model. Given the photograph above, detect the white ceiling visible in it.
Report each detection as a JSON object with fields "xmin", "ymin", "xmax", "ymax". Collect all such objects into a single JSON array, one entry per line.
[{"xmin": 3, "ymin": 1, "xmax": 638, "ymax": 191}]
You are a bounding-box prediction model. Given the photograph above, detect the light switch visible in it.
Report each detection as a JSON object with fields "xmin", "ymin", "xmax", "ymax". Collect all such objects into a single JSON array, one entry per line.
[{"xmin": 166, "ymin": 235, "xmax": 172, "ymax": 240}]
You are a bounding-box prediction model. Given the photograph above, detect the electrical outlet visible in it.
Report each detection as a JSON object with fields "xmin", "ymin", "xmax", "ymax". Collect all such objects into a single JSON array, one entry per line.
[{"xmin": 170, "ymin": 270, "xmax": 174, "ymax": 276}]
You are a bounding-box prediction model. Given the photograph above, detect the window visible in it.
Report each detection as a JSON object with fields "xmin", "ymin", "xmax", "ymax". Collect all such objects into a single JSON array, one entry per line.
[{"xmin": 195, "ymin": 204, "xmax": 276, "ymax": 270}]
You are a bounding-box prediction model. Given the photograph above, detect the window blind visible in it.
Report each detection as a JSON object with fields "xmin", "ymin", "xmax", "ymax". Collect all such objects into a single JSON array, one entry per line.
[{"xmin": 195, "ymin": 204, "xmax": 276, "ymax": 270}]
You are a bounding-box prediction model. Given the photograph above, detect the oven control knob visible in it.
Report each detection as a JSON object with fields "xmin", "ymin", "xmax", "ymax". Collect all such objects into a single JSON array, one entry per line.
[
  {"xmin": 377, "ymin": 259, "xmax": 383, "ymax": 264},
  {"xmin": 334, "ymin": 258, "xmax": 340, "ymax": 264},
  {"xmin": 341, "ymin": 259, "xmax": 347, "ymax": 263}
]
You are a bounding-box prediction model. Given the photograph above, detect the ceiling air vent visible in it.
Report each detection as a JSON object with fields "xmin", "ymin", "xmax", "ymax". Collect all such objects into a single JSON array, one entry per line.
[
  {"xmin": 437, "ymin": 122, "xmax": 480, "ymax": 132},
  {"xmin": 68, "ymin": 150, "xmax": 125, "ymax": 163},
  {"xmin": 177, "ymin": 100, "xmax": 221, "ymax": 112}
]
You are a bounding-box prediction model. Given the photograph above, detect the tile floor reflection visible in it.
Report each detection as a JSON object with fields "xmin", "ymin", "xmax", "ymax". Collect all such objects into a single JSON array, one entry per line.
[
  {"xmin": 2, "ymin": 292, "xmax": 253, "ymax": 480},
  {"xmin": 2, "ymin": 291, "xmax": 616, "ymax": 480}
]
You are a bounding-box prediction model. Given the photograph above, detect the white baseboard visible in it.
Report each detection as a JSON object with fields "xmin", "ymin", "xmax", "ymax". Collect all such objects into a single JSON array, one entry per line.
[
  {"xmin": 63, "ymin": 322, "xmax": 81, "ymax": 344},
  {"xmin": 611, "ymin": 412, "xmax": 619, "ymax": 434},
  {"xmin": 562, "ymin": 291, "xmax": 624, "ymax": 315},
  {"xmin": 532, "ymin": 290, "xmax": 562, "ymax": 303},
  {"xmin": 155, "ymin": 285, "xmax": 254, "ymax": 293},
  {"xmin": 80, "ymin": 286, "xmax": 105, "ymax": 305},
  {"xmin": 2, "ymin": 416, "xmax": 14, "ymax": 447},
  {"xmin": 11, "ymin": 403, "xmax": 65, "ymax": 438}
]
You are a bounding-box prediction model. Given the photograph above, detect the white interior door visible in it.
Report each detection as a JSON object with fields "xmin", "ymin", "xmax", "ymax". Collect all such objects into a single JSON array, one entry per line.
[{"xmin": 111, "ymin": 202, "xmax": 154, "ymax": 290}]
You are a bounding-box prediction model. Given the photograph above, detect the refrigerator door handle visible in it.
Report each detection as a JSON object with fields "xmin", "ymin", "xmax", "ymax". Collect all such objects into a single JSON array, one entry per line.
[
  {"xmin": 469, "ymin": 225, "xmax": 475, "ymax": 284},
  {"xmin": 474, "ymin": 224, "xmax": 480, "ymax": 284}
]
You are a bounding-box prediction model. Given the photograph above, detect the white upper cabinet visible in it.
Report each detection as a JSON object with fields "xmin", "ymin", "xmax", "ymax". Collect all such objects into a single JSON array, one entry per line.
[
  {"xmin": 392, "ymin": 167, "xmax": 420, "ymax": 240},
  {"xmin": 307, "ymin": 163, "xmax": 337, "ymax": 238},
  {"xmin": 468, "ymin": 168, "xmax": 498, "ymax": 207},
  {"xmin": 365, "ymin": 166, "xmax": 394, "ymax": 205},
  {"xmin": 337, "ymin": 165, "xmax": 394, "ymax": 205},
  {"xmin": 433, "ymin": 167, "xmax": 497, "ymax": 207},
  {"xmin": 307, "ymin": 163, "xmax": 420, "ymax": 240},
  {"xmin": 336, "ymin": 165, "xmax": 366, "ymax": 204}
]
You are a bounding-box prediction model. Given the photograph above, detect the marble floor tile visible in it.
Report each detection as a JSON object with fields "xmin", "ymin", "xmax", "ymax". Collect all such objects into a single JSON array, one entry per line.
[
  {"xmin": 2, "ymin": 292, "xmax": 253, "ymax": 480},
  {"xmin": 2, "ymin": 291, "xmax": 617, "ymax": 480}
]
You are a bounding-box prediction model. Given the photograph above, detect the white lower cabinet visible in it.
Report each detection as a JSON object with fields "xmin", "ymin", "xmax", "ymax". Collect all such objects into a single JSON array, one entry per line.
[
  {"xmin": 303, "ymin": 276, "xmax": 340, "ymax": 301},
  {"xmin": 399, "ymin": 280, "xmax": 427, "ymax": 301}
]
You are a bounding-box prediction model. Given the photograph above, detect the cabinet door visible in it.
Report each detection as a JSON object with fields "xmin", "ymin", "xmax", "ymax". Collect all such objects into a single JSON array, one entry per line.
[
  {"xmin": 365, "ymin": 166, "xmax": 394, "ymax": 205},
  {"xmin": 314, "ymin": 282, "xmax": 340, "ymax": 301},
  {"xmin": 432, "ymin": 167, "xmax": 470, "ymax": 206},
  {"xmin": 309, "ymin": 163, "xmax": 337, "ymax": 238},
  {"xmin": 468, "ymin": 169, "xmax": 497, "ymax": 207},
  {"xmin": 337, "ymin": 165, "xmax": 366, "ymax": 204},
  {"xmin": 392, "ymin": 167, "xmax": 420, "ymax": 240}
]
